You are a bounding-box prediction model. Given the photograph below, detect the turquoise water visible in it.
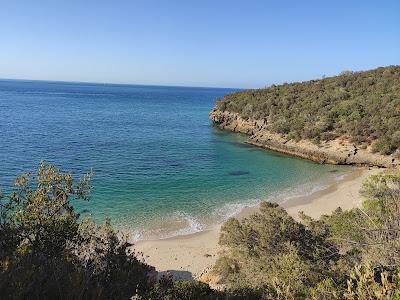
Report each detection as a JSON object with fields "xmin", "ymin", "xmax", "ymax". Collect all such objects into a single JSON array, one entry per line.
[{"xmin": 0, "ymin": 80, "xmax": 350, "ymax": 239}]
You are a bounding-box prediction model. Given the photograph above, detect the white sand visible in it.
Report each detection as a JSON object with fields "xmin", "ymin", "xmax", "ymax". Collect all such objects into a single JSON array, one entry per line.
[{"xmin": 135, "ymin": 167, "xmax": 381, "ymax": 281}]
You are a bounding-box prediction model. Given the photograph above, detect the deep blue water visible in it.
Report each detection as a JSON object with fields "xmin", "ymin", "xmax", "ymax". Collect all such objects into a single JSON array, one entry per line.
[{"xmin": 0, "ymin": 80, "xmax": 349, "ymax": 239}]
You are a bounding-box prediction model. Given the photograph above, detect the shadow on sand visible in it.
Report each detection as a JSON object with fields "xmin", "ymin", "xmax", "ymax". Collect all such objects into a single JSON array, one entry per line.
[{"xmin": 157, "ymin": 270, "xmax": 193, "ymax": 281}]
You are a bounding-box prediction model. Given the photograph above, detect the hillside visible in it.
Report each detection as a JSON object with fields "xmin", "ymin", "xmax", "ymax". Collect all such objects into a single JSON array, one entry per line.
[{"xmin": 210, "ymin": 66, "xmax": 400, "ymax": 167}]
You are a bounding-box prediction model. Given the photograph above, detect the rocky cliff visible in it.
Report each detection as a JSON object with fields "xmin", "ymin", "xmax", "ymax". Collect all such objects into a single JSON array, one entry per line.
[{"xmin": 209, "ymin": 109, "xmax": 398, "ymax": 168}]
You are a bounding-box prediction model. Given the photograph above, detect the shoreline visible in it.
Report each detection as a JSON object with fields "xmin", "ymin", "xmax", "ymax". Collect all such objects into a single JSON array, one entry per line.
[
  {"xmin": 130, "ymin": 167, "xmax": 350, "ymax": 242},
  {"xmin": 134, "ymin": 166, "xmax": 380, "ymax": 281},
  {"xmin": 209, "ymin": 109, "xmax": 398, "ymax": 168}
]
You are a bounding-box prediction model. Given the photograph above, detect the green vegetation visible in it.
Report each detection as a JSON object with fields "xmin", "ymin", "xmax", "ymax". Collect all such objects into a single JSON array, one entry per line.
[
  {"xmin": 0, "ymin": 162, "xmax": 223, "ymax": 300},
  {"xmin": 1, "ymin": 162, "xmax": 400, "ymax": 299},
  {"xmin": 215, "ymin": 66, "xmax": 400, "ymax": 154},
  {"xmin": 214, "ymin": 171, "xmax": 400, "ymax": 299},
  {"xmin": 0, "ymin": 162, "xmax": 153, "ymax": 299}
]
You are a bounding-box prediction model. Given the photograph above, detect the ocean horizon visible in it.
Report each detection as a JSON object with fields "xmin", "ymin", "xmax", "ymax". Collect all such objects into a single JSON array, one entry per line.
[{"xmin": 0, "ymin": 79, "xmax": 350, "ymax": 240}]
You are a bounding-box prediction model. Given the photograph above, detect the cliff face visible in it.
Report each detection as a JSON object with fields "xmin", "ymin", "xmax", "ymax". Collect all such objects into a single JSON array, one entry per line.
[{"xmin": 209, "ymin": 109, "xmax": 398, "ymax": 168}]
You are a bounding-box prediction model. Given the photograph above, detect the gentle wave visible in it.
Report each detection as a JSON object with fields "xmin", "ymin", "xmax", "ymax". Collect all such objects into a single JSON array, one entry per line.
[
  {"xmin": 129, "ymin": 169, "xmax": 352, "ymax": 242},
  {"xmin": 129, "ymin": 211, "xmax": 205, "ymax": 242}
]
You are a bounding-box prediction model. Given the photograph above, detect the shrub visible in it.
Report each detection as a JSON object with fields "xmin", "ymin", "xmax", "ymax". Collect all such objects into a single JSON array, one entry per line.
[
  {"xmin": 214, "ymin": 202, "xmax": 341, "ymax": 298},
  {"xmin": 345, "ymin": 264, "xmax": 400, "ymax": 300},
  {"xmin": 0, "ymin": 161, "xmax": 154, "ymax": 299},
  {"xmin": 147, "ymin": 276, "xmax": 223, "ymax": 300}
]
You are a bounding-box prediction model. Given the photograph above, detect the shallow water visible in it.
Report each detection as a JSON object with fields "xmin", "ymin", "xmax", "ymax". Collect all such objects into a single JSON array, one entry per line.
[{"xmin": 0, "ymin": 80, "xmax": 350, "ymax": 240}]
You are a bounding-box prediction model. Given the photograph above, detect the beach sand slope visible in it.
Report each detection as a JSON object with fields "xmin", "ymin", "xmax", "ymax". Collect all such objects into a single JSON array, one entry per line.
[{"xmin": 135, "ymin": 167, "xmax": 380, "ymax": 281}]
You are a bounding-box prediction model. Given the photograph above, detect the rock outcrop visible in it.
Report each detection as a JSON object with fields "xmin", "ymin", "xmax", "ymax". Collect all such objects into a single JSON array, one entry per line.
[{"xmin": 209, "ymin": 109, "xmax": 398, "ymax": 168}]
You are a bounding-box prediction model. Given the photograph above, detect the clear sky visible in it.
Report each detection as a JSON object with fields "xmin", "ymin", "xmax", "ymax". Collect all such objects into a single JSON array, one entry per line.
[{"xmin": 1, "ymin": 0, "xmax": 399, "ymax": 88}]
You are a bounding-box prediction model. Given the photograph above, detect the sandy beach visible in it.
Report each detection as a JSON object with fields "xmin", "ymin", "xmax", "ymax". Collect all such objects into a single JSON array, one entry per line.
[{"xmin": 134, "ymin": 167, "xmax": 381, "ymax": 281}]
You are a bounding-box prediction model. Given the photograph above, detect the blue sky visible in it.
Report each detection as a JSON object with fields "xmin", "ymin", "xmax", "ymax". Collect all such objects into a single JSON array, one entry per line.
[{"xmin": 1, "ymin": 0, "xmax": 399, "ymax": 88}]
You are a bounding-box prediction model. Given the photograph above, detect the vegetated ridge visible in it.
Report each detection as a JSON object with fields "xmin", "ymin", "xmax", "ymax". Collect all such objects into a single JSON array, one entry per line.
[{"xmin": 210, "ymin": 66, "xmax": 400, "ymax": 167}]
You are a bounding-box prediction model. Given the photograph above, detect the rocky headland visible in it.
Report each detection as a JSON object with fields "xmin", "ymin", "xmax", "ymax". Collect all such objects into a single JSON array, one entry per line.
[{"xmin": 209, "ymin": 108, "xmax": 398, "ymax": 168}]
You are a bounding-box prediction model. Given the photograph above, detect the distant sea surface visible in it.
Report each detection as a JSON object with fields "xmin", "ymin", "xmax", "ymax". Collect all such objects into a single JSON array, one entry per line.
[{"xmin": 0, "ymin": 80, "xmax": 350, "ymax": 240}]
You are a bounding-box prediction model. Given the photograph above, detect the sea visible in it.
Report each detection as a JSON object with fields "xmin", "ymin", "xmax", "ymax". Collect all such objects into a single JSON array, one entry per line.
[{"xmin": 0, "ymin": 79, "xmax": 350, "ymax": 240}]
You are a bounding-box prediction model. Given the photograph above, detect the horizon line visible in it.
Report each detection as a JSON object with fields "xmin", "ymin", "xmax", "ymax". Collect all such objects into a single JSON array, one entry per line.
[{"xmin": 0, "ymin": 77, "xmax": 244, "ymax": 90}]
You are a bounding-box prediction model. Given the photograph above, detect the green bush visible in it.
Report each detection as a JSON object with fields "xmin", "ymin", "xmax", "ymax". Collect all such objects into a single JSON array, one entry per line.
[
  {"xmin": 147, "ymin": 276, "xmax": 224, "ymax": 300},
  {"xmin": 0, "ymin": 161, "xmax": 153, "ymax": 299},
  {"xmin": 214, "ymin": 202, "xmax": 342, "ymax": 299}
]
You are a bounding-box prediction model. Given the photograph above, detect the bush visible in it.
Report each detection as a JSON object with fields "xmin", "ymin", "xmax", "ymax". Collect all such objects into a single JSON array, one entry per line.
[
  {"xmin": 0, "ymin": 161, "xmax": 154, "ymax": 299},
  {"xmin": 371, "ymin": 139, "xmax": 396, "ymax": 155},
  {"xmin": 345, "ymin": 264, "xmax": 400, "ymax": 300},
  {"xmin": 147, "ymin": 275, "xmax": 223, "ymax": 300},
  {"xmin": 214, "ymin": 202, "xmax": 341, "ymax": 298}
]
